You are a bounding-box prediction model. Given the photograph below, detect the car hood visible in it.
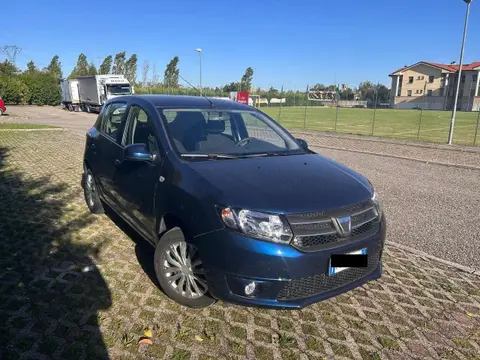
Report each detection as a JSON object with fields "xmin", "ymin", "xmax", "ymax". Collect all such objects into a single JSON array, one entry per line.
[{"xmin": 186, "ymin": 153, "xmax": 373, "ymax": 214}]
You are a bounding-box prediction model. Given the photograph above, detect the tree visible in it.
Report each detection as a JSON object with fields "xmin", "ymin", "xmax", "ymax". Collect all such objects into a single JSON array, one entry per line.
[
  {"xmin": 113, "ymin": 52, "xmax": 126, "ymax": 75},
  {"xmin": 340, "ymin": 87, "xmax": 355, "ymax": 101},
  {"xmin": 124, "ymin": 54, "xmax": 138, "ymax": 84},
  {"xmin": 22, "ymin": 72, "xmax": 61, "ymax": 105},
  {"xmin": 88, "ymin": 62, "xmax": 97, "ymax": 75},
  {"xmin": 69, "ymin": 53, "xmax": 89, "ymax": 78},
  {"xmin": 310, "ymin": 83, "xmax": 327, "ymax": 91},
  {"xmin": 267, "ymin": 87, "xmax": 280, "ymax": 100},
  {"xmin": 164, "ymin": 56, "xmax": 180, "ymax": 89},
  {"xmin": 358, "ymin": 81, "xmax": 390, "ymax": 106},
  {"xmin": 240, "ymin": 67, "xmax": 254, "ymax": 92},
  {"xmin": 0, "ymin": 61, "xmax": 19, "ymax": 76},
  {"xmin": 376, "ymin": 84, "xmax": 390, "ymax": 104},
  {"xmin": 223, "ymin": 82, "xmax": 240, "ymax": 93},
  {"xmin": 0, "ymin": 76, "xmax": 30, "ymax": 104},
  {"xmin": 47, "ymin": 55, "xmax": 62, "ymax": 79},
  {"xmin": 99, "ymin": 55, "xmax": 113, "ymax": 75},
  {"xmin": 26, "ymin": 61, "xmax": 37, "ymax": 74},
  {"xmin": 142, "ymin": 60, "xmax": 149, "ymax": 87}
]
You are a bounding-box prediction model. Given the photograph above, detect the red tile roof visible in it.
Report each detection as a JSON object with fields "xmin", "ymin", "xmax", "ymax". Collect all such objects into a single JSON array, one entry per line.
[{"xmin": 390, "ymin": 61, "xmax": 480, "ymax": 76}]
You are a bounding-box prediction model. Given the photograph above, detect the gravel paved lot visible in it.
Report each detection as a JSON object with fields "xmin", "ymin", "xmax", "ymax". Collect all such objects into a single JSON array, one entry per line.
[
  {"xmin": 1, "ymin": 129, "xmax": 479, "ymax": 360},
  {"xmin": 3, "ymin": 105, "xmax": 480, "ymax": 268}
]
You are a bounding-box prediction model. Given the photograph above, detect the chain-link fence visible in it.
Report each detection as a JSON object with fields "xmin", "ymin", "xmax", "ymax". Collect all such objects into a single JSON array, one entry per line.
[{"xmin": 258, "ymin": 91, "xmax": 480, "ymax": 147}]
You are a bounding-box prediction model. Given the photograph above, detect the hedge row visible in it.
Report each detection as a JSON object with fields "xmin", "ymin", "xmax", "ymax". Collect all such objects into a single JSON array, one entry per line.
[{"xmin": 0, "ymin": 73, "xmax": 61, "ymax": 106}]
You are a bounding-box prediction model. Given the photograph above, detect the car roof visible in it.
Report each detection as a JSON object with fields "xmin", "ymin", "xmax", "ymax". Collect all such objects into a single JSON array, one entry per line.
[{"xmin": 110, "ymin": 94, "xmax": 254, "ymax": 110}]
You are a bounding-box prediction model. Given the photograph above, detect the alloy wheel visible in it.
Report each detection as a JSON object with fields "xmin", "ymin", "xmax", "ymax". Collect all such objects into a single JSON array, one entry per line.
[
  {"xmin": 163, "ymin": 242, "xmax": 208, "ymax": 299},
  {"xmin": 85, "ymin": 173, "xmax": 96, "ymax": 208}
]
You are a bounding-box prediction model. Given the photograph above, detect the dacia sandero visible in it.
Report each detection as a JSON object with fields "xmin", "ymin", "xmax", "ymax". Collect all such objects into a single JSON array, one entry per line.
[{"xmin": 81, "ymin": 95, "xmax": 386, "ymax": 309}]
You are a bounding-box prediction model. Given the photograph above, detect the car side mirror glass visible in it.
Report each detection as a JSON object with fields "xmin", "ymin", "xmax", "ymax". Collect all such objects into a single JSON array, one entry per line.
[
  {"xmin": 296, "ymin": 138, "xmax": 308, "ymax": 150},
  {"xmin": 124, "ymin": 143, "xmax": 153, "ymax": 162}
]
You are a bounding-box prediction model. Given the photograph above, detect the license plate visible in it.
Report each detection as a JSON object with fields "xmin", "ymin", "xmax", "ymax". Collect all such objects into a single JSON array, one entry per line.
[{"xmin": 329, "ymin": 248, "xmax": 367, "ymax": 276}]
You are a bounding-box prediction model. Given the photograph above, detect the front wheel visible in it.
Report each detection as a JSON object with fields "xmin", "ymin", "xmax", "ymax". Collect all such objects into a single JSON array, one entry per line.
[{"xmin": 154, "ymin": 227, "xmax": 215, "ymax": 308}]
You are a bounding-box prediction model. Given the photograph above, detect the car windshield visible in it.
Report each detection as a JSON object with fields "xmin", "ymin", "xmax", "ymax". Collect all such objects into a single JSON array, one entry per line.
[
  {"xmin": 158, "ymin": 108, "xmax": 304, "ymax": 158},
  {"xmin": 107, "ymin": 85, "xmax": 131, "ymax": 95}
]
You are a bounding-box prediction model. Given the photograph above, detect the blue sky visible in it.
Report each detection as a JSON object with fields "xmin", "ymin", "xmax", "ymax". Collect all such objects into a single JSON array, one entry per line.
[{"xmin": 2, "ymin": 0, "xmax": 479, "ymax": 90}]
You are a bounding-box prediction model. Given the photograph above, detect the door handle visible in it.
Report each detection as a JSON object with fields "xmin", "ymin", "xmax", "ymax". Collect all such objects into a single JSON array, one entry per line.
[{"xmin": 114, "ymin": 159, "xmax": 121, "ymax": 166}]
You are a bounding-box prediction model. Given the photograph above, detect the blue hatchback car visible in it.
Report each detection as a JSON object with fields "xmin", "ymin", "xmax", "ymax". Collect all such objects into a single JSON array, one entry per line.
[{"xmin": 82, "ymin": 95, "xmax": 386, "ymax": 309}]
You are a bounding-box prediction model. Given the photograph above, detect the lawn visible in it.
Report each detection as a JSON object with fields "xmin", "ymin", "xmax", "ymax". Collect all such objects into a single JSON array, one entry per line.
[
  {"xmin": 260, "ymin": 106, "xmax": 480, "ymax": 146},
  {"xmin": 0, "ymin": 123, "xmax": 58, "ymax": 129}
]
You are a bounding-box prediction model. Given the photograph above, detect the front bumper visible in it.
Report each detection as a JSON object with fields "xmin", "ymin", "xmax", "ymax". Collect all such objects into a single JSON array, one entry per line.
[{"xmin": 193, "ymin": 216, "xmax": 386, "ymax": 309}]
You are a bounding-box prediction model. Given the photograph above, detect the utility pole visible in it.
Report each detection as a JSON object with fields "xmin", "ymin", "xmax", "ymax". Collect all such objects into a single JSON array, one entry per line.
[
  {"xmin": 195, "ymin": 48, "xmax": 202, "ymax": 96},
  {"xmin": 447, "ymin": 0, "xmax": 473, "ymax": 145}
]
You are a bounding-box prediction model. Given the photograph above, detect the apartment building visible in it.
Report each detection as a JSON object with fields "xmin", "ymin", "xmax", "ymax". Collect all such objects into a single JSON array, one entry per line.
[{"xmin": 389, "ymin": 61, "xmax": 480, "ymax": 111}]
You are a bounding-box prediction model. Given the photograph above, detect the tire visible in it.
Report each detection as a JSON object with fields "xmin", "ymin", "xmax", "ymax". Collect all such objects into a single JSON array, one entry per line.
[
  {"xmin": 83, "ymin": 168, "xmax": 104, "ymax": 214},
  {"xmin": 154, "ymin": 227, "xmax": 215, "ymax": 308},
  {"xmin": 85, "ymin": 104, "xmax": 91, "ymax": 113},
  {"xmin": 0, "ymin": 109, "xmax": 3, "ymax": 116}
]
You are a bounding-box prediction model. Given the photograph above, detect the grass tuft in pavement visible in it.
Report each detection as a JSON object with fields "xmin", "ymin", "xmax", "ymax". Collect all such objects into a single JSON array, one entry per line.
[{"xmin": 0, "ymin": 123, "xmax": 58, "ymax": 129}]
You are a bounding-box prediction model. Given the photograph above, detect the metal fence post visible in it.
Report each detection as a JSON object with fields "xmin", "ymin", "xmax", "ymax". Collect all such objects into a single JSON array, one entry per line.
[
  {"xmin": 474, "ymin": 109, "xmax": 480, "ymax": 146},
  {"xmin": 417, "ymin": 109, "xmax": 423, "ymax": 141},
  {"xmin": 278, "ymin": 85, "xmax": 283, "ymax": 124},
  {"xmin": 303, "ymin": 85, "xmax": 309, "ymax": 129},
  {"xmin": 334, "ymin": 105, "xmax": 339, "ymax": 132}
]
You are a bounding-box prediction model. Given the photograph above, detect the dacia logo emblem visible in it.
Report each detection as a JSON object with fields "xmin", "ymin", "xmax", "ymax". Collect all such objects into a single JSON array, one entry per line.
[{"xmin": 333, "ymin": 216, "xmax": 352, "ymax": 237}]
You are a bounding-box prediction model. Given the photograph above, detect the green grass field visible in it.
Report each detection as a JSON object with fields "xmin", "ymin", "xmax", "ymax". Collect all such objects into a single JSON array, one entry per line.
[{"xmin": 260, "ymin": 106, "xmax": 480, "ymax": 146}]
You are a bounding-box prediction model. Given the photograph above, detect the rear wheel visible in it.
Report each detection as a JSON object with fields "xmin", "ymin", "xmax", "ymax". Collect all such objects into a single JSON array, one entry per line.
[
  {"xmin": 0, "ymin": 109, "xmax": 3, "ymax": 116},
  {"xmin": 83, "ymin": 169, "xmax": 104, "ymax": 214},
  {"xmin": 154, "ymin": 227, "xmax": 215, "ymax": 308}
]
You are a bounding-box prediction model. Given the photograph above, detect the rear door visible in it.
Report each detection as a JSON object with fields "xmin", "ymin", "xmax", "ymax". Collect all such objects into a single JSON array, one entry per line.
[{"xmin": 94, "ymin": 101, "xmax": 128, "ymax": 207}]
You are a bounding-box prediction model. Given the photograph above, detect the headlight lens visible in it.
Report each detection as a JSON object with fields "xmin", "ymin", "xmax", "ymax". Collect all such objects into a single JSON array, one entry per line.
[
  {"xmin": 221, "ymin": 207, "xmax": 293, "ymax": 244},
  {"xmin": 372, "ymin": 191, "xmax": 383, "ymax": 220}
]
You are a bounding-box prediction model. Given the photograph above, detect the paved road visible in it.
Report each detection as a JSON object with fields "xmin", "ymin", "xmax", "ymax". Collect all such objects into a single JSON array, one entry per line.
[
  {"xmin": 4, "ymin": 105, "xmax": 480, "ymax": 268},
  {"xmin": 4, "ymin": 106, "xmax": 96, "ymax": 137}
]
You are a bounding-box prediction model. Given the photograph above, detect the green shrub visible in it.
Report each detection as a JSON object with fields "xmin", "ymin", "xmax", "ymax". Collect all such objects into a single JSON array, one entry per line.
[
  {"xmin": 22, "ymin": 73, "xmax": 61, "ymax": 106},
  {"xmin": 0, "ymin": 76, "xmax": 31, "ymax": 104}
]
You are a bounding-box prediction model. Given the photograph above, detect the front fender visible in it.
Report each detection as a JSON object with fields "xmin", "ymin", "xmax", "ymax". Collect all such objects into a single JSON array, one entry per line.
[{"xmin": 154, "ymin": 156, "xmax": 225, "ymax": 241}]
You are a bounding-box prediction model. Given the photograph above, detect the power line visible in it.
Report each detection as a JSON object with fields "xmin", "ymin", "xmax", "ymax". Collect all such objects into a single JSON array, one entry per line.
[{"xmin": 0, "ymin": 45, "xmax": 22, "ymax": 64}]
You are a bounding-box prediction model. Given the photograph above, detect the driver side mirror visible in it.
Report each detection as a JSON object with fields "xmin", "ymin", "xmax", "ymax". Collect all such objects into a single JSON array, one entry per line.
[
  {"xmin": 124, "ymin": 143, "xmax": 153, "ymax": 162},
  {"xmin": 296, "ymin": 138, "xmax": 308, "ymax": 150}
]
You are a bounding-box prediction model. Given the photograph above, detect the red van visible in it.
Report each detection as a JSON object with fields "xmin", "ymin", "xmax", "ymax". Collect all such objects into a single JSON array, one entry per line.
[{"xmin": 0, "ymin": 96, "xmax": 6, "ymax": 115}]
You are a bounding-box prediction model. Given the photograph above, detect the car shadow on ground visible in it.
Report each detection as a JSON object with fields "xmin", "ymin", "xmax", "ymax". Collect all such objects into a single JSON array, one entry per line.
[
  {"xmin": 102, "ymin": 206, "xmax": 163, "ymax": 293},
  {"xmin": 0, "ymin": 146, "xmax": 112, "ymax": 360}
]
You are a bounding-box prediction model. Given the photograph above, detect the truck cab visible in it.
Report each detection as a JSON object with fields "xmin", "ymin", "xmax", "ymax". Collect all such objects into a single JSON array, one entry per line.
[{"xmin": 102, "ymin": 78, "xmax": 133, "ymax": 100}]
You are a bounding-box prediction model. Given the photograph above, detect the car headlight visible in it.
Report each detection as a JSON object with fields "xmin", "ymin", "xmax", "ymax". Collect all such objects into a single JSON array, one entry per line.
[
  {"xmin": 220, "ymin": 207, "xmax": 293, "ymax": 244},
  {"xmin": 372, "ymin": 191, "xmax": 383, "ymax": 220}
]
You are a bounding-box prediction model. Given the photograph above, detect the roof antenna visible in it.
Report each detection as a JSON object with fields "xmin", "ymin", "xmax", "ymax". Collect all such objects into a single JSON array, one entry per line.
[{"xmin": 178, "ymin": 73, "xmax": 214, "ymax": 107}]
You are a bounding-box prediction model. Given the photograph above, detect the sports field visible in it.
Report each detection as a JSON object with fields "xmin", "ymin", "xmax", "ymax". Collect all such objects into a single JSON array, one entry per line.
[{"xmin": 260, "ymin": 106, "xmax": 480, "ymax": 146}]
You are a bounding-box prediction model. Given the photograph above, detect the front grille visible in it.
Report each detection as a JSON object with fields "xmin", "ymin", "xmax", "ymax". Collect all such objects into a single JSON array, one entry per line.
[
  {"xmin": 276, "ymin": 246, "xmax": 381, "ymax": 301},
  {"xmin": 287, "ymin": 200, "xmax": 379, "ymax": 251}
]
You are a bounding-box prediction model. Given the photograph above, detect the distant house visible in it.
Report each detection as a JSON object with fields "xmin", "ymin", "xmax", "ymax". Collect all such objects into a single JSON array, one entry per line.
[{"xmin": 389, "ymin": 61, "xmax": 480, "ymax": 111}]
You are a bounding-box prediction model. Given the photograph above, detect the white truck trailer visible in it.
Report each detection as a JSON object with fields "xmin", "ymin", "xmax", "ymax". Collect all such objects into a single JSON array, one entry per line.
[
  {"xmin": 60, "ymin": 79, "xmax": 80, "ymax": 111},
  {"xmin": 77, "ymin": 75, "xmax": 133, "ymax": 113}
]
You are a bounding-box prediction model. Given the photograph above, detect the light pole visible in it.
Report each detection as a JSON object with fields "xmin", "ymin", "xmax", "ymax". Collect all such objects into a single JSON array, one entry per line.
[
  {"xmin": 448, "ymin": 0, "xmax": 472, "ymax": 145},
  {"xmin": 195, "ymin": 48, "xmax": 202, "ymax": 95}
]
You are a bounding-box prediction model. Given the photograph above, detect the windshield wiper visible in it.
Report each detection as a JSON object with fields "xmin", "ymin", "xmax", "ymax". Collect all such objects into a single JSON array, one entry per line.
[
  {"xmin": 180, "ymin": 153, "xmax": 238, "ymax": 159},
  {"xmin": 237, "ymin": 152, "xmax": 298, "ymax": 158}
]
